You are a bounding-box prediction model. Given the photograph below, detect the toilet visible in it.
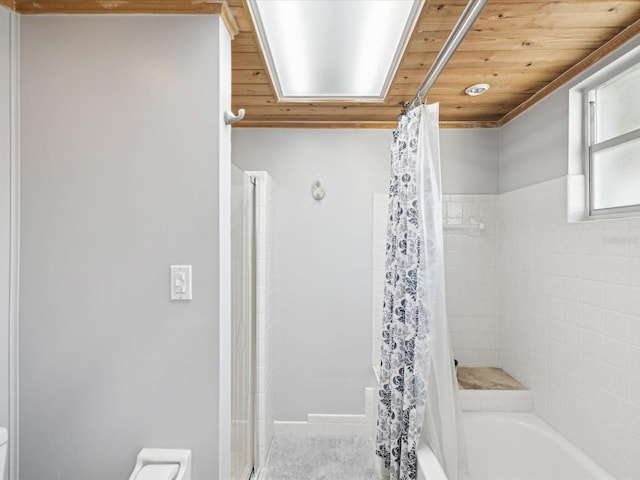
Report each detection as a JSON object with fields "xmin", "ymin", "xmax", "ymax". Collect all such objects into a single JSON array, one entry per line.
[
  {"xmin": 0, "ymin": 427, "xmax": 7, "ymax": 480},
  {"xmin": 128, "ymin": 448, "xmax": 191, "ymax": 480}
]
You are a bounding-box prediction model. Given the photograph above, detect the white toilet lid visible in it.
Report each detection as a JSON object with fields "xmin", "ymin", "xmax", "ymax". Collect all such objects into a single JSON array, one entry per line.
[{"xmin": 134, "ymin": 464, "xmax": 179, "ymax": 480}]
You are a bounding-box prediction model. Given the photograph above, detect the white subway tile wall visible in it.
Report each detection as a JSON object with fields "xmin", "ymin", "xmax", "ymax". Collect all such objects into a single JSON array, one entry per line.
[
  {"xmin": 371, "ymin": 178, "xmax": 640, "ymax": 477},
  {"xmin": 444, "ymin": 194, "xmax": 499, "ymax": 366},
  {"xmin": 499, "ymin": 177, "xmax": 640, "ymax": 479}
]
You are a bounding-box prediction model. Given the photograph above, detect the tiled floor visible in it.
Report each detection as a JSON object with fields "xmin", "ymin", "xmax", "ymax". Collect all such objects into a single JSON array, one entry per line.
[{"xmin": 260, "ymin": 435, "xmax": 379, "ymax": 480}]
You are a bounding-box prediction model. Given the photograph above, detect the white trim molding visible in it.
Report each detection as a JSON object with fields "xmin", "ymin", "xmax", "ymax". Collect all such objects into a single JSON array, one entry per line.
[{"xmin": 8, "ymin": 10, "xmax": 19, "ymax": 480}]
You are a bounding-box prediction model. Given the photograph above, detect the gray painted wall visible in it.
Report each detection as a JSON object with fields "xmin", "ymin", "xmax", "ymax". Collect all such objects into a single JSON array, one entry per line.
[
  {"xmin": 233, "ymin": 129, "xmax": 388, "ymax": 420},
  {"xmin": 19, "ymin": 15, "xmax": 227, "ymax": 480},
  {"xmin": 0, "ymin": 6, "xmax": 11, "ymax": 434},
  {"xmin": 232, "ymin": 127, "xmax": 498, "ymax": 420},
  {"xmin": 498, "ymin": 95, "xmax": 569, "ymax": 192},
  {"xmin": 441, "ymin": 128, "xmax": 499, "ymax": 194},
  {"xmin": 499, "ymin": 34, "xmax": 640, "ymax": 193}
]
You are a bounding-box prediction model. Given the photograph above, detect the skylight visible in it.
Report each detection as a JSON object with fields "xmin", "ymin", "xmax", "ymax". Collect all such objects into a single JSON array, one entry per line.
[{"xmin": 247, "ymin": 0, "xmax": 423, "ymax": 101}]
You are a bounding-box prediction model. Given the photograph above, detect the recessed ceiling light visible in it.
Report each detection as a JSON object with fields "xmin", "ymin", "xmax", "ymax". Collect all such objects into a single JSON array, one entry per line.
[
  {"xmin": 465, "ymin": 83, "xmax": 490, "ymax": 96},
  {"xmin": 247, "ymin": 0, "xmax": 424, "ymax": 101}
]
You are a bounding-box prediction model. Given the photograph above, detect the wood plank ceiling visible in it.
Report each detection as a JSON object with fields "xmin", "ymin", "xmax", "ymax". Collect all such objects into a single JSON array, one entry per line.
[
  {"xmin": 228, "ymin": 0, "xmax": 640, "ymax": 128},
  {"xmin": 3, "ymin": 0, "xmax": 639, "ymax": 128}
]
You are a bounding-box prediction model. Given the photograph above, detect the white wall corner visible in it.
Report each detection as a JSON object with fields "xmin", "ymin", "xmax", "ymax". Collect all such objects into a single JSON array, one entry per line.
[{"xmin": 217, "ymin": 14, "xmax": 233, "ymax": 480}]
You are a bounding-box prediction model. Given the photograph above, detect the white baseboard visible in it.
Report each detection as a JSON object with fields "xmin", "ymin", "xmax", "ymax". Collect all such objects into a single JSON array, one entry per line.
[{"xmin": 274, "ymin": 387, "xmax": 377, "ymax": 437}]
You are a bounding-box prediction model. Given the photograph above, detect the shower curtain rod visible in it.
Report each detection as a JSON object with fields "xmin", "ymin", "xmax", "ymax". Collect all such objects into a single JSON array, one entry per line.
[{"xmin": 408, "ymin": 0, "xmax": 487, "ymax": 109}]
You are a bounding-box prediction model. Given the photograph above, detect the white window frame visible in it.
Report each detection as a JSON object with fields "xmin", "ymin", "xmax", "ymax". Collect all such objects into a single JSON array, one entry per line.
[
  {"xmin": 568, "ymin": 41, "xmax": 640, "ymax": 222},
  {"xmin": 585, "ymin": 63, "xmax": 640, "ymax": 219}
]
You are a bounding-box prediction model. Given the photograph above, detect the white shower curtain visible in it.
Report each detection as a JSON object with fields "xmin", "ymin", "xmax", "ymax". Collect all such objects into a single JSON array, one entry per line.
[{"xmin": 375, "ymin": 103, "xmax": 465, "ymax": 480}]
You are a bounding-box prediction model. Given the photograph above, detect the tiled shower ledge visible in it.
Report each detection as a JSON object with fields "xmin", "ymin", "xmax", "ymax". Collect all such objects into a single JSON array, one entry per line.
[{"xmin": 457, "ymin": 367, "xmax": 533, "ymax": 412}]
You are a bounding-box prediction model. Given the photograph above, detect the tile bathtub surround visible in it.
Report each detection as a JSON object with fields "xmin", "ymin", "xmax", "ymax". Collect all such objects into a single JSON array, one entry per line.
[
  {"xmin": 371, "ymin": 179, "xmax": 640, "ymax": 476},
  {"xmin": 443, "ymin": 194, "xmax": 499, "ymax": 367},
  {"xmin": 458, "ymin": 389, "xmax": 533, "ymax": 412},
  {"xmin": 498, "ymin": 176, "xmax": 640, "ymax": 479}
]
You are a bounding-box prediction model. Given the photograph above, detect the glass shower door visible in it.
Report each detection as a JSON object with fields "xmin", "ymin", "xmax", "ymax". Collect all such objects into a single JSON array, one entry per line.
[{"xmin": 231, "ymin": 165, "xmax": 255, "ymax": 480}]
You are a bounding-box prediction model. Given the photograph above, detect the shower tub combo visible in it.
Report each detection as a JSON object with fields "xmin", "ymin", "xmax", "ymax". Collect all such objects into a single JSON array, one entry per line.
[{"xmin": 417, "ymin": 411, "xmax": 614, "ymax": 480}]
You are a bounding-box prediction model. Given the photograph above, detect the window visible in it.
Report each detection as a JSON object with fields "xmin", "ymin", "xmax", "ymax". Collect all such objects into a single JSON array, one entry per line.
[{"xmin": 586, "ymin": 62, "xmax": 640, "ymax": 217}]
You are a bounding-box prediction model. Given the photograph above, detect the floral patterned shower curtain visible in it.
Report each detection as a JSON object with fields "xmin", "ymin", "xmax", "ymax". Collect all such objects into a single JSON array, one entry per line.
[{"xmin": 376, "ymin": 103, "xmax": 461, "ymax": 480}]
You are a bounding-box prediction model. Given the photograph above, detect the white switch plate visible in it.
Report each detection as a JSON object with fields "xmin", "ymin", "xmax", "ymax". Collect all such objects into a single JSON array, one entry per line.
[{"xmin": 170, "ymin": 265, "xmax": 192, "ymax": 301}]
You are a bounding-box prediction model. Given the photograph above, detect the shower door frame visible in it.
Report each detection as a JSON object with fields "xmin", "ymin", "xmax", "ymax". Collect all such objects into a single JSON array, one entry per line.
[{"xmin": 230, "ymin": 166, "xmax": 257, "ymax": 480}]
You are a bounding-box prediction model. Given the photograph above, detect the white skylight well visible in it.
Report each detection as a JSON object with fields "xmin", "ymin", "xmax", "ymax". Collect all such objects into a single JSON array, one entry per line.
[{"xmin": 248, "ymin": 0, "xmax": 424, "ymax": 101}]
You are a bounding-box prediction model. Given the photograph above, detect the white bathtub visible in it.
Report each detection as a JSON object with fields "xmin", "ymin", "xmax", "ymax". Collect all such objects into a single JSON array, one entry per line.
[{"xmin": 417, "ymin": 412, "xmax": 614, "ymax": 480}]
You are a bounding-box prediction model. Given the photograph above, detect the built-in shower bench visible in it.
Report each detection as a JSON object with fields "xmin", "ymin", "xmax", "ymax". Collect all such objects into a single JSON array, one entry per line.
[{"xmin": 457, "ymin": 367, "xmax": 533, "ymax": 412}]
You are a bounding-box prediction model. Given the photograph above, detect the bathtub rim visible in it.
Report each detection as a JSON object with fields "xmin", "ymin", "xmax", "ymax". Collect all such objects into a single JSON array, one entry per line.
[
  {"xmin": 416, "ymin": 411, "xmax": 616, "ymax": 480},
  {"xmin": 416, "ymin": 437, "xmax": 448, "ymax": 480},
  {"xmin": 463, "ymin": 411, "xmax": 615, "ymax": 480}
]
